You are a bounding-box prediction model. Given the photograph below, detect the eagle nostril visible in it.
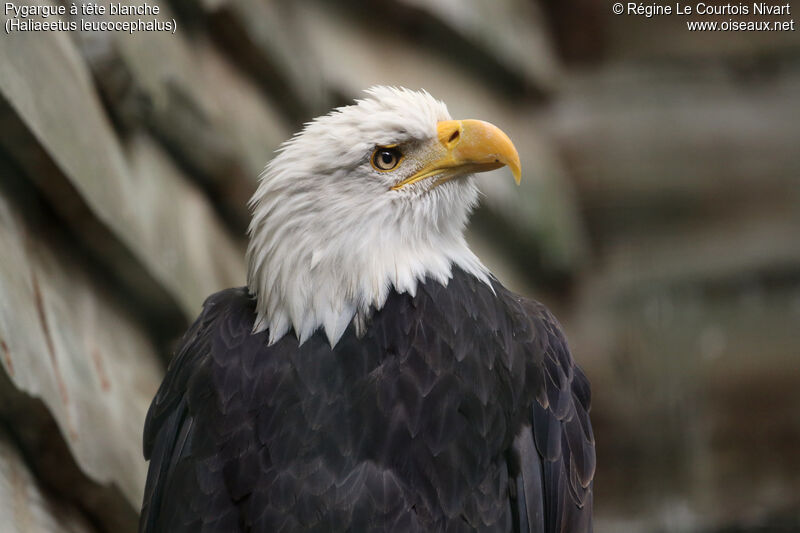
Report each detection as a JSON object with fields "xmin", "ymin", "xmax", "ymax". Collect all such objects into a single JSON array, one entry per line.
[{"xmin": 448, "ymin": 129, "xmax": 460, "ymax": 144}]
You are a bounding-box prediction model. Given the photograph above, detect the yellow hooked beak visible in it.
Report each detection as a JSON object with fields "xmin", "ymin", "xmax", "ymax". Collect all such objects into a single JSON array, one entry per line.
[{"xmin": 391, "ymin": 119, "xmax": 521, "ymax": 190}]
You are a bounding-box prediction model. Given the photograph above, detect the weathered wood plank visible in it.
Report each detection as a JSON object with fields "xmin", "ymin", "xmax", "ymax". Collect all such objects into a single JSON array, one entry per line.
[
  {"xmin": 0, "ymin": 182, "xmax": 162, "ymax": 512},
  {"xmin": 389, "ymin": 0, "xmax": 561, "ymax": 94},
  {"xmin": 569, "ymin": 280, "xmax": 800, "ymax": 533},
  {"xmin": 124, "ymin": 133, "xmax": 246, "ymax": 314},
  {"xmin": 0, "ymin": 13, "xmax": 245, "ymax": 319},
  {"xmin": 592, "ymin": 205, "xmax": 800, "ymax": 298},
  {"xmin": 0, "ymin": 429, "xmax": 97, "ymax": 533},
  {"xmin": 75, "ymin": 3, "xmax": 291, "ymax": 230},
  {"xmin": 548, "ymin": 66, "xmax": 800, "ymax": 218},
  {"xmin": 201, "ymin": 0, "xmax": 329, "ymax": 121}
]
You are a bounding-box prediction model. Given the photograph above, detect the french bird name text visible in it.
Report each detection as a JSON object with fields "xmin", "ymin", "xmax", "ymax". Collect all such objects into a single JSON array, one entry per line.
[{"xmin": 4, "ymin": 1, "xmax": 160, "ymax": 17}]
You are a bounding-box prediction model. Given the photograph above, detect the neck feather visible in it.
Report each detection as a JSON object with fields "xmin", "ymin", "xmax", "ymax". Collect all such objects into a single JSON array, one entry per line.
[{"xmin": 246, "ymin": 208, "xmax": 491, "ymax": 347}]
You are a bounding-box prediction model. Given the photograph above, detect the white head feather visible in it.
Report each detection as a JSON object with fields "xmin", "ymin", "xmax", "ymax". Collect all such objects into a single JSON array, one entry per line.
[{"xmin": 247, "ymin": 87, "xmax": 495, "ymax": 347}]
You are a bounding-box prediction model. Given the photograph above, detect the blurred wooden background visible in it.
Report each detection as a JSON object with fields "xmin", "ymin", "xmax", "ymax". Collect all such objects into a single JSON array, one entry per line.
[{"xmin": 1, "ymin": 0, "xmax": 799, "ymax": 531}]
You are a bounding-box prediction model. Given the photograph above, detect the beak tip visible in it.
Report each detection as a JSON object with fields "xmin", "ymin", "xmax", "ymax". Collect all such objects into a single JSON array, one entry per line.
[
  {"xmin": 512, "ymin": 164, "xmax": 521, "ymax": 185},
  {"xmin": 510, "ymin": 161, "xmax": 522, "ymax": 185}
]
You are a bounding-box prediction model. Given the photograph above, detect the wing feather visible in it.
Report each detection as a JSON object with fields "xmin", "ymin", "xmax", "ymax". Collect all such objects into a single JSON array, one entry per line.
[
  {"xmin": 506, "ymin": 293, "xmax": 595, "ymax": 533},
  {"xmin": 140, "ymin": 288, "xmax": 254, "ymax": 533}
]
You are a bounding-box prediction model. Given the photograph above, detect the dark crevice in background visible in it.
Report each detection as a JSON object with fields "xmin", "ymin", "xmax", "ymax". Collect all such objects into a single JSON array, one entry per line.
[
  {"xmin": 0, "ymin": 367, "xmax": 138, "ymax": 533},
  {"xmin": 82, "ymin": 50, "xmax": 257, "ymax": 236},
  {"xmin": 331, "ymin": 0, "xmax": 552, "ymax": 101},
  {"xmin": 540, "ymin": 0, "xmax": 608, "ymax": 65},
  {"xmin": 206, "ymin": 8, "xmax": 319, "ymax": 126},
  {"xmin": 0, "ymin": 99, "xmax": 187, "ymax": 358}
]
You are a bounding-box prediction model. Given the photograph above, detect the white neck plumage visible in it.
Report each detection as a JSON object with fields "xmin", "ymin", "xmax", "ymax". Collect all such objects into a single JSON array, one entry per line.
[{"xmin": 246, "ymin": 173, "xmax": 491, "ymax": 348}]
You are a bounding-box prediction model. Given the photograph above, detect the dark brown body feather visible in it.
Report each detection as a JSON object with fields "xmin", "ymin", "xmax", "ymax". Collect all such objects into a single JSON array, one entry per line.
[{"xmin": 140, "ymin": 268, "xmax": 594, "ymax": 532}]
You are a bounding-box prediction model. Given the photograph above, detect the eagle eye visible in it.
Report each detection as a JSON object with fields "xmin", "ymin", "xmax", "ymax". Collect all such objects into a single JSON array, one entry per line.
[{"xmin": 372, "ymin": 147, "xmax": 402, "ymax": 171}]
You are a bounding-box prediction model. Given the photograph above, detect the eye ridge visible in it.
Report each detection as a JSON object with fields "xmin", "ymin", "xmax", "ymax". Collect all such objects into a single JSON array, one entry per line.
[{"xmin": 371, "ymin": 146, "xmax": 403, "ymax": 172}]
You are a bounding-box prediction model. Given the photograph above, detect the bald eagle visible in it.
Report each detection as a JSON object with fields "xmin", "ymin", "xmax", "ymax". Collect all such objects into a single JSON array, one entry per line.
[{"xmin": 140, "ymin": 87, "xmax": 595, "ymax": 533}]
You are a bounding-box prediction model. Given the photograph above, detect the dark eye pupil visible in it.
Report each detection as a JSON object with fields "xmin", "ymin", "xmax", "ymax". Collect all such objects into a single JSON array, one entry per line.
[{"xmin": 374, "ymin": 147, "xmax": 401, "ymax": 170}]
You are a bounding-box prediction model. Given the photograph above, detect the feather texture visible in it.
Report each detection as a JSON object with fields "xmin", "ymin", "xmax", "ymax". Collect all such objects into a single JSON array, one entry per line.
[{"xmin": 140, "ymin": 268, "xmax": 594, "ymax": 532}]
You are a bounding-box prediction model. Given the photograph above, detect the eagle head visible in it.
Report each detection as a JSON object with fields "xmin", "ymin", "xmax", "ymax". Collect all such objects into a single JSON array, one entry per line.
[{"xmin": 247, "ymin": 86, "xmax": 521, "ymax": 346}]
